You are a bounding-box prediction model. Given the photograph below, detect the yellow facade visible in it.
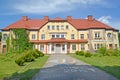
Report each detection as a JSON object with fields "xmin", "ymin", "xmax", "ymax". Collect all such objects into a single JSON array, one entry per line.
[{"xmin": 1, "ymin": 16, "xmax": 119, "ymax": 54}]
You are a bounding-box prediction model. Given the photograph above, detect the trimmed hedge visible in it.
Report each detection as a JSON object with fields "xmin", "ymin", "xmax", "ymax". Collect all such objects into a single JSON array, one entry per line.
[
  {"xmin": 75, "ymin": 51, "xmax": 92, "ymax": 57},
  {"xmin": 15, "ymin": 49, "xmax": 44, "ymax": 66}
]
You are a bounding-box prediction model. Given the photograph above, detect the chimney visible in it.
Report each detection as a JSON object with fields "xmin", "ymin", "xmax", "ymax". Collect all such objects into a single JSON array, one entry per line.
[
  {"xmin": 67, "ymin": 16, "xmax": 72, "ymax": 20},
  {"xmin": 88, "ymin": 15, "xmax": 93, "ymax": 21},
  {"xmin": 22, "ymin": 16, "xmax": 28, "ymax": 21},
  {"xmin": 44, "ymin": 16, "xmax": 49, "ymax": 21}
]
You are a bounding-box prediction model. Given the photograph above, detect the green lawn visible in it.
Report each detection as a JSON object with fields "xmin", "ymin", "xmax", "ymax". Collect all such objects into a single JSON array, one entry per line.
[
  {"xmin": 0, "ymin": 54, "xmax": 49, "ymax": 80},
  {"xmin": 71, "ymin": 54, "xmax": 120, "ymax": 79}
]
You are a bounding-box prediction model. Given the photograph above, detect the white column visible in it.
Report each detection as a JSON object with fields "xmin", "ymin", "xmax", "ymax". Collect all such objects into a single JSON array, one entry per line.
[{"xmin": 65, "ymin": 43, "xmax": 67, "ymax": 53}]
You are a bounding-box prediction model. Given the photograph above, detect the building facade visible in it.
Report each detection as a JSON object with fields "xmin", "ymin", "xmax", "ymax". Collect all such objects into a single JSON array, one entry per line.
[{"xmin": 1, "ymin": 15, "xmax": 119, "ymax": 54}]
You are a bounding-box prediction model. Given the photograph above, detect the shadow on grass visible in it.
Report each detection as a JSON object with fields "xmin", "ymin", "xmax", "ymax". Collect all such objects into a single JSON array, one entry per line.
[
  {"xmin": 2, "ymin": 64, "xmax": 120, "ymax": 80},
  {"xmin": 3, "ymin": 69, "xmax": 40, "ymax": 80}
]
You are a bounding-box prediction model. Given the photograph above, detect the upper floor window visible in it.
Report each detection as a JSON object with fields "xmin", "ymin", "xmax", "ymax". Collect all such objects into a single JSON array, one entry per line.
[
  {"xmin": 32, "ymin": 34, "xmax": 36, "ymax": 40},
  {"xmin": 72, "ymin": 44, "xmax": 76, "ymax": 50},
  {"xmin": 107, "ymin": 33, "xmax": 112, "ymax": 38},
  {"xmin": 52, "ymin": 34, "xmax": 55, "ymax": 38},
  {"xmin": 3, "ymin": 34, "xmax": 7, "ymax": 40},
  {"xmin": 66, "ymin": 25, "xmax": 69, "ymax": 30},
  {"xmin": 57, "ymin": 25, "xmax": 59, "ymax": 30},
  {"xmin": 71, "ymin": 34, "xmax": 74, "ymax": 39},
  {"xmin": 61, "ymin": 34, "xmax": 65, "ymax": 38},
  {"xmin": 95, "ymin": 32, "xmax": 101, "ymax": 38},
  {"xmin": 61, "ymin": 25, "xmax": 64, "ymax": 30},
  {"xmin": 52, "ymin": 25, "xmax": 55, "ymax": 30},
  {"xmin": 47, "ymin": 25, "xmax": 50, "ymax": 30},
  {"xmin": 80, "ymin": 34, "xmax": 84, "ymax": 39},
  {"xmin": 41, "ymin": 34, "xmax": 45, "ymax": 40},
  {"xmin": 56, "ymin": 34, "xmax": 60, "ymax": 38}
]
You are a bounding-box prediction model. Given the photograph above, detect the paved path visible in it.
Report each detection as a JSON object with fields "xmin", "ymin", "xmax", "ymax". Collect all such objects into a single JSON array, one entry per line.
[{"xmin": 32, "ymin": 54, "xmax": 118, "ymax": 80}]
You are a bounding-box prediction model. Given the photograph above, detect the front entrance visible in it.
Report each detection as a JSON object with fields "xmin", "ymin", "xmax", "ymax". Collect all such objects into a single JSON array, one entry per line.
[{"xmin": 56, "ymin": 44, "xmax": 61, "ymax": 53}]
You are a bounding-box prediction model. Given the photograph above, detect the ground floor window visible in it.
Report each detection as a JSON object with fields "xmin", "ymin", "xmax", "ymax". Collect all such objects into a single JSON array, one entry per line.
[
  {"xmin": 94, "ymin": 43, "xmax": 102, "ymax": 50},
  {"xmin": 62, "ymin": 44, "xmax": 65, "ymax": 51},
  {"xmin": 40, "ymin": 44, "xmax": 44, "ymax": 51},
  {"xmin": 52, "ymin": 43, "xmax": 54, "ymax": 51},
  {"xmin": 81, "ymin": 43, "xmax": 85, "ymax": 50},
  {"xmin": 72, "ymin": 44, "xmax": 76, "ymax": 50},
  {"xmin": 115, "ymin": 44, "xmax": 117, "ymax": 49}
]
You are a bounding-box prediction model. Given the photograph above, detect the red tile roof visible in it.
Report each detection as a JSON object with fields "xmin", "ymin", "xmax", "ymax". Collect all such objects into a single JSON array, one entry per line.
[
  {"xmin": 2, "ymin": 16, "xmax": 118, "ymax": 31},
  {"xmin": 30, "ymin": 38, "xmax": 88, "ymax": 43}
]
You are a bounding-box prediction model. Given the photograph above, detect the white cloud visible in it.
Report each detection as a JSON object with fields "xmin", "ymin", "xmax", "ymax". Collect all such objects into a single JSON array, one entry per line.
[
  {"xmin": 98, "ymin": 16, "xmax": 112, "ymax": 24},
  {"xmin": 98, "ymin": 16, "xmax": 120, "ymax": 30},
  {"xmin": 14, "ymin": 0, "xmax": 105, "ymax": 14}
]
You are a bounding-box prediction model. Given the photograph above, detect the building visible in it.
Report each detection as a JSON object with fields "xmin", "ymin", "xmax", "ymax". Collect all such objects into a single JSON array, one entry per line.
[{"xmin": 1, "ymin": 15, "xmax": 119, "ymax": 54}]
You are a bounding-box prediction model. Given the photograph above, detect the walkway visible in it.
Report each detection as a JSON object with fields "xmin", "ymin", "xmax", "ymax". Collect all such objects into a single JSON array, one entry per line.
[{"xmin": 32, "ymin": 54, "xmax": 118, "ymax": 80}]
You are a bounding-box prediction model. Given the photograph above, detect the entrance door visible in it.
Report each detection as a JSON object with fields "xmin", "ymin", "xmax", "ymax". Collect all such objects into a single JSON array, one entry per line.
[{"xmin": 56, "ymin": 44, "xmax": 61, "ymax": 53}]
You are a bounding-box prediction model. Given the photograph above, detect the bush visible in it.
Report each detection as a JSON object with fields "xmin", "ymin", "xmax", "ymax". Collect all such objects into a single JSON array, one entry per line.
[
  {"xmin": 32, "ymin": 50, "xmax": 40, "ymax": 58},
  {"xmin": 15, "ymin": 57, "xmax": 25, "ymax": 66},
  {"xmin": 34, "ymin": 49, "xmax": 44, "ymax": 57},
  {"xmin": 105, "ymin": 49, "xmax": 114, "ymax": 56},
  {"xmin": 79, "ymin": 51, "xmax": 84, "ymax": 56},
  {"xmin": 112, "ymin": 49, "xmax": 120, "ymax": 56},
  {"xmin": 97, "ymin": 46, "xmax": 107, "ymax": 56},
  {"xmin": 75, "ymin": 51, "xmax": 79, "ymax": 55},
  {"xmin": 84, "ymin": 52, "xmax": 92, "ymax": 57}
]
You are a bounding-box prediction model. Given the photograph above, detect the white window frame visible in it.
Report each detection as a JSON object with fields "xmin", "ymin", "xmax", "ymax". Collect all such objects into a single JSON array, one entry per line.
[
  {"xmin": 71, "ymin": 34, "xmax": 74, "ymax": 39},
  {"xmin": 41, "ymin": 34, "xmax": 45, "ymax": 40},
  {"xmin": 32, "ymin": 34, "xmax": 36, "ymax": 40},
  {"xmin": 72, "ymin": 44, "xmax": 76, "ymax": 50},
  {"xmin": 3, "ymin": 34, "xmax": 7, "ymax": 40},
  {"xmin": 80, "ymin": 34, "xmax": 84, "ymax": 39},
  {"xmin": 81, "ymin": 43, "xmax": 85, "ymax": 50},
  {"xmin": 40, "ymin": 44, "xmax": 44, "ymax": 51}
]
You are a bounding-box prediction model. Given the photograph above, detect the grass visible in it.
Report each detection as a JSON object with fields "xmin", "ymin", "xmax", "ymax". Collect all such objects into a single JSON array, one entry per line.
[
  {"xmin": 0, "ymin": 53, "xmax": 49, "ymax": 80},
  {"xmin": 71, "ymin": 54, "xmax": 120, "ymax": 80}
]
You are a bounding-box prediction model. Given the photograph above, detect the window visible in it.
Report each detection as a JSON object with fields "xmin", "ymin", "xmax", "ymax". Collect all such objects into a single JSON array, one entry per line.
[
  {"xmin": 115, "ymin": 44, "xmax": 117, "ymax": 49},
  {"xmin": 61, "ymin": 34, "xmax": 65, "ymax": 38},
  {"xmin": 94, "ymin": 44, "xmax": 97, "ymax": 50},
  {"xmin": 94, "ymin": 44, "xmax": 101, "ymax": 50},
  {"xmin": 32, "ymin": 34, "xmax": 36, "ymax": 40},
  {"xmin": 95, "ymin": 32, "xmax": 101, "ymax": 38},
  {"xmin": 52, "ymin": 34, "xmax": 55, "ymax": 38},
  {"xmin": 52, "ymin": 25, "xmax": 55, "ymax": 30},
  {"xmin": 80, "ymin": 34, "xmax": 84, "ymax": 39},
  {"xmin": 61, "ymin": 25, "xmax": 64, "ymax": 30},
  {"xmin": 33, "ymin": 45, "xmax": 35, "ymax": 49},
  {"xmin": 71, "ymin": 34, "xmax": 74, "ymax": 39},
  {"xmin": 47, "ymin": 25, "xmax": 50, "ymax": 30},
  {"xmin": 3, "ymin": 34, "xmax": 7, "ymax": 40},
  {"xmin": 41, "ymin": 34, "xmax": 45, "ymax": 40},
  {"xmin": 40, "ymin": 44, "xmax": 44, "ymax": 51},
  {"xmin": 57, "ymin": 25, "xmax": 59, "ymax": 30},
  {"xmin": 56, "ymin": 34, "xmax": 60, "ymax": 38},
  {"xmin": 72, "ymin": 44, "xmax": 76, "ymax": 50},
  {"xmin": 66, "ymin": 25, "xmax": 69, "ymax": 29},
  {"xmin": 51, "ymin": 43, "xmax": 54, "ymax": 51},
  {"xmin": 62, "ymin": 44, "xmax": 65, "ymax": 51},
  {"xmin": 81, "ymin": 44, "xmax": 85, "ymax": 50},
  {"xmin": 107, "ymin": 33, "xmax": 112, "ymax": 38}
]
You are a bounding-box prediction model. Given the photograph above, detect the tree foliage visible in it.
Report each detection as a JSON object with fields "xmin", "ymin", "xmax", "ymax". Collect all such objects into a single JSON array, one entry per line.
[
  {"xmin": 12, "ymin": 28, "xmax": 33, "ymax": 53},
  {"xmin": 5, "ymin": 28, "xmax": 33, "ymax": 54}
]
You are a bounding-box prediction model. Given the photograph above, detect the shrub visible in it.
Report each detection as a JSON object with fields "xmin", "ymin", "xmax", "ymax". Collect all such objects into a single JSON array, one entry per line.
[
  {"xmin": 24, "ymin": 50, "xmax": 35, "ymax": 62},
  {"xmin": 32, "ymin": 50, "xmax": 39, "ymax": 58},
  {"xmin": 112, "ymin": 49, "xmax": 120, "ymax": 56},
  {"xmin": 15, "ymin": 57, "xmax": 25, "ymax": 66},
  {"xmin": 105, "ymin": 49, "xmax": 114, "ymax": 56},
  {"xmin": 84, "ymin": 51, "xmax": 92, "ymax": 57},
  {"xmin": 34, "ymin": 49, "xmax": 44, "ymax": 57},
  {"xmin": 79, "ymin": 51, "xmax": 84, "ymax": 56},
  {"xmin": 75, "ymin": 51, "xmax": 79, "ymax": 55},
  {"xmin": 97, "ymin": 46, "xmax": 107, "ymax": 55}
]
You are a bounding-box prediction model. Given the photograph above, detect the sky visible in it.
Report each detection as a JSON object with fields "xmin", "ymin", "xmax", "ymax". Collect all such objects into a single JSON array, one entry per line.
[{"xmin": 0, "ymin": 0, "xmax": 120, "ymax": 30}]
